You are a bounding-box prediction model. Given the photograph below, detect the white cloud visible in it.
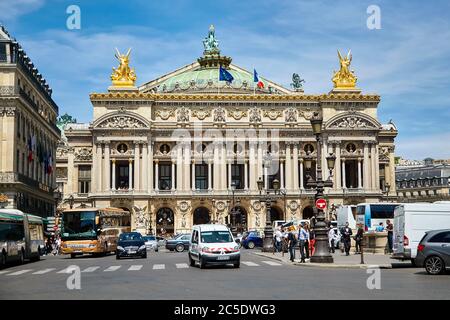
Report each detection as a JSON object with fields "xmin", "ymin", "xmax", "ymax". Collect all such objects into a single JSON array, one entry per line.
[
  {"xmin": 396, "ymin": 133, "xmax": 450, "ymax": 160},
  {"xmin": 0, "ymin": 0, "xmax": 45, "ymax": 21}
]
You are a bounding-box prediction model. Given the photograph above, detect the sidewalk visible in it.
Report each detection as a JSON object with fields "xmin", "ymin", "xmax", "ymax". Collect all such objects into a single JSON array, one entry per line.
[{"xmin": 253, "ymin": 250, "xmax": 408, "ymax": 269}]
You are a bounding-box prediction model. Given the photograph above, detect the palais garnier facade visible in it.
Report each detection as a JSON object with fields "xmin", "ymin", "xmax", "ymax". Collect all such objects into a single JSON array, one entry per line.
[{"xmin": 56, "ymin": 25, "xmax": 397, "ymax": 236}]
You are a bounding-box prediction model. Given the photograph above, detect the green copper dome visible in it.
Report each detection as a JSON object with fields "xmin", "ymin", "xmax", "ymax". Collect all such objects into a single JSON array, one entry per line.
[{"xmin": 156, "ymin": 66, "xmax": 269, "ymax": 93}]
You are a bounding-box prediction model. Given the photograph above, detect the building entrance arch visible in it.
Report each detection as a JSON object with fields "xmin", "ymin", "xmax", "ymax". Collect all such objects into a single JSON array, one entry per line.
[
  {"xmin": 193, "ymin": 207, "xmax": 211, "ymax": 225},
  {"xmin": 156, "ymin": 207, "xmax": 175, "ymax": 236}
]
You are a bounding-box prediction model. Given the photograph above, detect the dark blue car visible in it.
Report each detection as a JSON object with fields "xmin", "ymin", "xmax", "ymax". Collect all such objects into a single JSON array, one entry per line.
[{"xmin": 241, "ymin": 231, "xmax": 263, "ymax": 249}]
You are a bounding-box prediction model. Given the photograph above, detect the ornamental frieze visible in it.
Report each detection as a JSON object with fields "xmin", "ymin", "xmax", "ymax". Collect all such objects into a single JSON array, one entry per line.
[
  {"xmin": 155, "ymin": 108, "xmax": 175, "ymax": 120},
  {"xmin": 176, "ymin": 107, "xmax": 190, "ymax": 122},
  {"xmin": 213, "ymin": 106, "xmax": 226, "ymax": 122},
  {"xmin": 97, "ymin": 115, "xmax": 147, "ymax": 129},
  {"xmin": 249, "ymin": 107, "xmax": 262, "ymax": 123},
  {"xmin": 285, "ymin": 107, "xmax": 298, "ymax": 122},
  {"xmin": 191, "ymin": 108, "xmax": 211, "ymax": 120},
  {"xmin": 263, "ymin": 109, "xmax": 282, "ymax": 120},
  {"xmin": 56, "ymin": 167, "xmax": 68, "ymax": 179},
  {"xmin": 0, "ymin": 106, "xmax": 16, "ymax": 117},
  {"xmin": 227, "ymin": 108, "xmax": 247, "ymax": 120},
  {"xmin": 74, "ymin": 147, "xmax": 93, "ymax": 161},
  {"xmin": 328, "ymin": 116, "xmax": 378, "ymax": 129}
]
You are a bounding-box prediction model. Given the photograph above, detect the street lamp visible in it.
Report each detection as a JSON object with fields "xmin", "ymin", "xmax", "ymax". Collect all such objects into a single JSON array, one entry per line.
[
  {"xmin": 306, "ymin": 112, "xmax": 336, "ymax": 263},
  {"xmin": 258, "ymin": 176, "xmax": 281, "ymax": 252}
]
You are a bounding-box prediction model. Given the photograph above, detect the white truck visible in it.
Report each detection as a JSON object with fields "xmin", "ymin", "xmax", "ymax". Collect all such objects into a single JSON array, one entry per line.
[
  {"xmin": 392, "ymin": 202, "xmax": 450, "ymax": 264},
  {"xmin": 336, "ymin": 205, "xmax": 357, "ymax": 230}
]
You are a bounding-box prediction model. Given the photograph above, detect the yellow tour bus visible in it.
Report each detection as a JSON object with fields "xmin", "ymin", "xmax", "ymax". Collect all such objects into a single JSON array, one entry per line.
[{"xmin": 60, "ymin": 207, "xmax": 131, "ymax": 258}]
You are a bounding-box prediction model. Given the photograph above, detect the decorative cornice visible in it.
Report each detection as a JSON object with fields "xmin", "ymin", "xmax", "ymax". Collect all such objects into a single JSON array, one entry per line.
[{"xmin": 89, "ymin": 92, "xmax": 380, "ymax": 102}]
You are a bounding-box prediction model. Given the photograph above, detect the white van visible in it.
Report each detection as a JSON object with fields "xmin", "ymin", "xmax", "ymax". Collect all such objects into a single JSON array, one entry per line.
[
  {"xmin": 188, "ymin": 224, "xmax": 240, "ymax": 268},
  {"xmin": 336, "ymin": 205, "xmax": 357, "ymax": 230},
  {"xmin": 393, "ymin": 203, "xmax": 450, "ymax": 264}
]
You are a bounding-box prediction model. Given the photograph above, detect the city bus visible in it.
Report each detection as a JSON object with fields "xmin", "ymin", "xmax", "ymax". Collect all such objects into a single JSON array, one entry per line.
[
  {"xmin": 0, "ymin": 209, "xmax": 45, "ymax": 268},
  {"xmin": 60, "ymin": 207, "xmax": 131, "ymax": 258},
  {"xmin": 356, "ymin": 203, "xmax": 400, "ymax": 231}
]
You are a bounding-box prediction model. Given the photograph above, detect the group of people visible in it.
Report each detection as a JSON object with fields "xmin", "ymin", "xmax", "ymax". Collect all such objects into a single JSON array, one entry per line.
[
  {"xmin": 44, "ymin": 235, "xmax": 61, "ymax": 256},
  {"xmin": 273, "ymin": 222, "xmax": 315, "ymax": 263},
  {"xmin": 331, "ymin": 219, "xmax": 394, "ymax": 256}
]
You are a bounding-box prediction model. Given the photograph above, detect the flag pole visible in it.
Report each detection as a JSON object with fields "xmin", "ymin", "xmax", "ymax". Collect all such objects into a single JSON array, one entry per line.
[{"xmin": 218, "ymin": 65, "xmax": 220, "ymax": 95}]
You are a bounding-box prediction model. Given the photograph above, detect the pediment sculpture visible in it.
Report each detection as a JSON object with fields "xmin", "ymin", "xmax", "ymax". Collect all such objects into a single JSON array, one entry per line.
[{"xmin": 97, "ymin": 115, "xmax": 147, "ymax": 129}]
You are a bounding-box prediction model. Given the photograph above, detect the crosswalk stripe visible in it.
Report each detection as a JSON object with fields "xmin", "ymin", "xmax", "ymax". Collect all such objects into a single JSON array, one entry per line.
[
  {"xmin": 241, "ymin": 261, "xmax": 259, "ymax": 266},
  {"xmin": 32, "ymin": 268, "xmax": 56, "ymax": 274},
  {"xmin": 0, "ymin": 270, "xmax": 10, "ymax": 275},
  {"xmin": 128, "ymin": 265, "xmax": 143, "ymax": 271},
  {"xmin": 175, "ymin": 263, "xmax": 189, "ymax": 269},
  {"xmin": 261, "ymin": 260, "xmax": 282, "ymax": 266},
  {"xmin": 7, "ymin": 269, "xmax": 33, "ymax": 276},
  {"xmin": 57, "ymin": 267, "xmax": 77, "ymax": 274},
  {"xmin": 104, "ymin": 266, "xmax": 121, "ymax": 272},
  {"xmin": 153, "ymin": 264, "xmax": 165, "ymax": 270},
  {"xmin": 82, "ymin": 266, "xmax": 100, "ymax": 273}
]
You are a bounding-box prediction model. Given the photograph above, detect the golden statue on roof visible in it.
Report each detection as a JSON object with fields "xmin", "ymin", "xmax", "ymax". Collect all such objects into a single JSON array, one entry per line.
[
  {"xmin": 111, "ymin": 48, "xmax": 137, "ymax": 87},
  {"xmin": 332, "ymin": 49, "xmax": 357, "ymax": 89}
]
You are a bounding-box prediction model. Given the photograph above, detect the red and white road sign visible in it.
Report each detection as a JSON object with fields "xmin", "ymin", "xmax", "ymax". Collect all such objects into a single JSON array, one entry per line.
[{"xmin": 315, "ymin": 198, "xmax": 327, "ymax": 210}]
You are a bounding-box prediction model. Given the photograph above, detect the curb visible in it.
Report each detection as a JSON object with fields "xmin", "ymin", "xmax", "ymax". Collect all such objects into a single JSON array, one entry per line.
[{"xmin": 252, "ymin": 252, "xmax": 392, "ymax": 269}]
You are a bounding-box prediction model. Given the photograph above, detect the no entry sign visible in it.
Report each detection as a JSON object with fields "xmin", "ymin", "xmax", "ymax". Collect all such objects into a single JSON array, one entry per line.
[{"xmin": 315, "ymin": 198, "xmax": 327, "ymax": 210}]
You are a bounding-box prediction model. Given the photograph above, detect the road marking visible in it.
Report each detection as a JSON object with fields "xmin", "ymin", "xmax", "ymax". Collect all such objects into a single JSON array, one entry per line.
[
  {"xmin": 104, "ymin": 266, "xmax": 121, "ymax": 272},
  {"xmin": 241, "ymin": 261, "xmax": 259, "ymax": 266},
  {"xmin": 32, "ymin": 268, "xmax": 56, "ymax": 274},
  {"xmin": 261, "ymin": 260, "xmax": 282, "ymax": 266},
  {"xmin": 175, "ymin": 263, "xmax": 189, "ymax": 269},
  {"xmin": 57, "ymin": 267, "xmax": 78, "ymax": 274},
  {"xmin": 0, "ymin": 270, "xmax": 10, "ymax": 275},
  {"xmin": 152, "ymin": 264, "xmax": 165, "ymax": 270},
  {"xmin": 7, "ymin": 269, "xmax": 33, "ymax": 276},
  {"xmin": 82, "ymin": 266, "xmax": 100, "ymax": 273},
  {"xmin": 128, "ymin": 265, "xmax": 143, "ymax": 271}
]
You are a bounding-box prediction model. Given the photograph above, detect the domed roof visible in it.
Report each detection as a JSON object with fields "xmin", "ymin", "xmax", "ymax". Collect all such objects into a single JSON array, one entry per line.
[
  {"xmin": 156, "ymin": 65, "xmax": 269, "ymax": 93},
  {"xmin": 139, "ymin": 25, "xmax": 291, "ymax": 95}
]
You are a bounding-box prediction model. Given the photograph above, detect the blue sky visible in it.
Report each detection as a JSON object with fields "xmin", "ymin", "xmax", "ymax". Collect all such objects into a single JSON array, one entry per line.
[{"xmin": 1, "ymin": 0, "xmax": 449, "ymax": 160}]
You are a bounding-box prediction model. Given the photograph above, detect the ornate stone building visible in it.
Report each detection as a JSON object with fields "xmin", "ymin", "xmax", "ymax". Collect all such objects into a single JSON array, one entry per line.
[
  {"xmin": 0, "ymin": 25, "xmax": 60, "ymax": 217},
  {"xmin": 56, "ymin": 26, "xmax": 397, "ymax": 235}
]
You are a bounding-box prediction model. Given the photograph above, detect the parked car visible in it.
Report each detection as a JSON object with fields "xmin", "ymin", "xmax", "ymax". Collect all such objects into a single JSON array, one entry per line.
[
  {"xmin": 143, "ymin": 235, "xmax": 159, "ymax": 252},
  {"xmin": 241, "ymin": 231, "xmax": 263, "ymax": 249},
  {"xmin": 165, "ymin": 233, "xmax": 191, "ymax": 252},
  {"xmin": 188, "ymin": 224, "xmax": 240, "ymax": 268},
  {"xmin": 156, "ymin": 236, "xmax": 166, "ymax": 247},
  {"xmin": 116, "ymin": 232, "xmax": 147, "ymax": 259},
  {"xmin": 415, "ymin": 229, "xmax": 450, "ymax": 275}
]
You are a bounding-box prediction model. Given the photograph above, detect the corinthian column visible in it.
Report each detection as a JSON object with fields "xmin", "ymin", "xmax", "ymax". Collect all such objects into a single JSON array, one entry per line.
[
  {"xmin": 293, "ymin": 143, "xmax": 299, "ymax": 190},
  {"xmin": 142, "ymin": 142, "xmax": 148, "ymax": 192},
  {"xmin": 134, "ymin": 143, "xmax": 140, "ymax": 191},
  {"xmin": 363, "ymin": 141, "xmax": 370, "ymax": 191},
  {"xmin": 97, "ymin": 143, "xmax": 103, "ymax": 192},
  {"xmin": 104, "ymin": 143, "xmax": 110, "ymax": 190},
  {"xmin": 285, "ymin": 143, "xmax": 292, "ymax": 190}
]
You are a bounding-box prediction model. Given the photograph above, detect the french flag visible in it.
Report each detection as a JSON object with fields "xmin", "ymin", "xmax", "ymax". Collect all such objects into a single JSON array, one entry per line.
[{"xmin": 253, "ymin": 69, "xmax": 264, "ymax": 89}]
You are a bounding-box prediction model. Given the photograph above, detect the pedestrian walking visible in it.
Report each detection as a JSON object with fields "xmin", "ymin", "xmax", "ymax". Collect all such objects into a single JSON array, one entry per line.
[
  {"xmin": 386, "ymin": 219, "xmax": 394, "ymax": 253},
  {"xmin": 354, "ymin": 225, "xmax": 364, "ymax": 254},
  {"xmin": 309, "ymin": 226, "xmax": 316, "ymax": 257},
  {"xmin": 304, "ymin": 222, "xmax": 311, "ymax": 259},
  {"xmin": 328, "ymin": 227, "xmax": 336, "ymax": 253},
  {"xmin": 298, "ymin": 224, "xmax": 308, "ymax": 263},
  {"xmin": 281, "ymin": 227, "xmax": 288, "ymax": 257},
  {"xmin": 274, "ymin": 227, "xmax": 283, "ymax": 253},
  {"xmin": 287, "ymin": 228, "xmax": 297, "ymax": 262},
  {"xmin": 341, "ymin": 222, "xmax": 353, "ymax": 256}
]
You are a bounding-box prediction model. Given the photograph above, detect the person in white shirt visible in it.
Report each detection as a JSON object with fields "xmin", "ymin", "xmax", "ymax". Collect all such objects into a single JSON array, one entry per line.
[
  {"xmin": 328, "ymin": 228, "xmax": 337, "ymax": 253},
  {"xmin": 275, "ymin": 227, "xmax": 283, "ymax": 253}
]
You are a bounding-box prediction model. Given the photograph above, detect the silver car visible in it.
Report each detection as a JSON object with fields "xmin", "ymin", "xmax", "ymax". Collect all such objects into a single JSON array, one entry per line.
[
  {"xmin": 415, "ymin": 229, "xmax": 450, "ymax": 275},
  {"xmin": 143, "ymin": 235, "xmax": 159, "ymax": 252}
]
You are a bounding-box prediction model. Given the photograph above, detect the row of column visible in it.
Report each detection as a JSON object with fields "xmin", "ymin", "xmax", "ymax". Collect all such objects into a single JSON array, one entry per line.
[{"xmin": 91, "ymin": 140, "xmax": 381, "ymax": 193}]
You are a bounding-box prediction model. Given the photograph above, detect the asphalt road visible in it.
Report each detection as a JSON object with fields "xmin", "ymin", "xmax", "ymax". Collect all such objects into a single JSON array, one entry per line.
[{"xmin": 1, "ymin": 249, "xmax": 449, "ymax": 300}]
